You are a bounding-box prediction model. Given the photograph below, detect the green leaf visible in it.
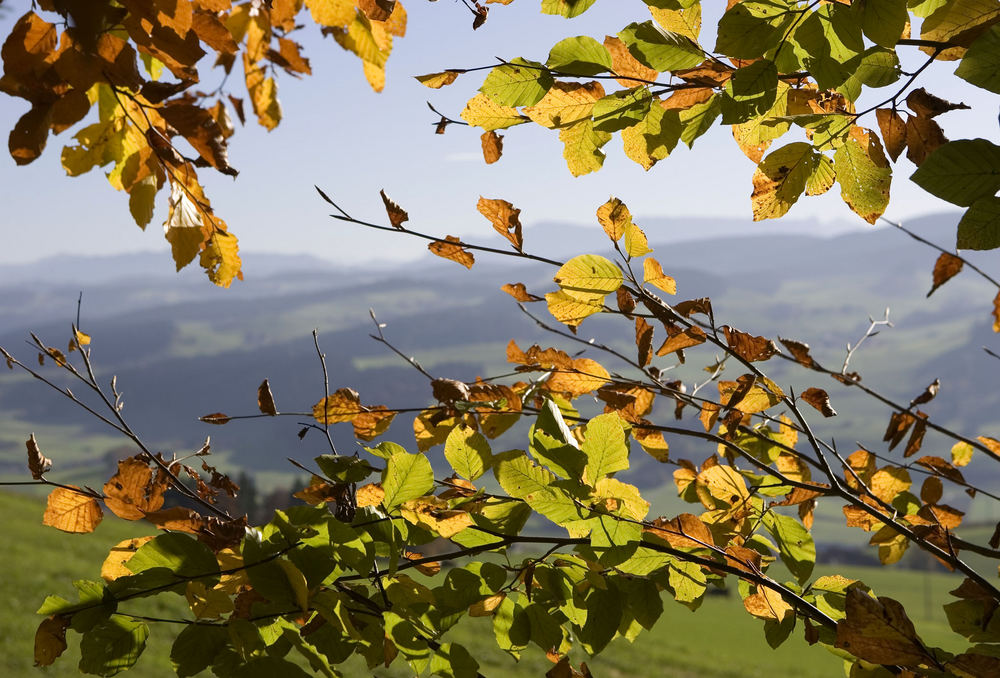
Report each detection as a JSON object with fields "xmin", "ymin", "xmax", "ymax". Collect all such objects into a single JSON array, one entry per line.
[
  {"xmin": 79, "ymin": 617, "xmax": 148, "ymax": 676},
  {"xmin": 715, "ymin": 1, "xmax": 790, "ymax": 59},
  {"xmin": 679, "ymin": 94, "xmax": 721, "ymax": 147},
  {"xmin": 911, "ymin": 138, "xmax": 1000, "ymax": 207},
  {"xmin": 444, "ymin": 425, "xmax": 492, "ymax": 480},
  {"xmin": 762, "ymin": 512, "xmax": 815, "ymax": 584},
  {"xmin": 126, "ymin": 533, "xmax": 219, "ymax": 581},
  {"xmin": 721, "ymin": 59, "xmax": 778, "ymax": 125},
  {"xmin": 957, "ymin": 197, "xmax": 1000, "ymax": 250},
  {"xmin": 315, "ymin": 454, "xmax": 377, "ymax": 483},
  {"xmin": 546, "ymin": 36, "xmax": 613, "ymax": 76},
  {"xmin": 494, "ymin": 451, "xmax": 586, "ymax": 526},
  {"xmin": 750, "ymin": 142, "xmax": 818, "ymax": 220},
  {"xmin": 591, "ymin": 87, "xmax": 652, "ymax": 132},
  {"xmin": 857, "ymin": 0, "xmax": 908, "ymax": 47},
  {"xmin": 231, "ymin": 656, "xmax": 314, "ymax": 677},
  {"xmin": 834, "ymin": 127, "xmax": 892, "ymax": 224},
  {"xmin": 541, "ymin": 0, "xmax": 599, "ymax": 18},
  {"xmin": 559, "ymin": 118, "xmax": 612, "ymax": 177},
  {"xmin": 582, "ymin": 413, "xmax": 629, "ymax": 483},
  {"xmin": 621, "ymin": 104, "xmax": 682, "ymax": 169},
  {"xmin": 382, "ymin": 450, "xmax": 435, "ymax": 509},
  {"xmin": 618, "ymin": 21, "xmax": 704, "ymax": 71},
  {"xmin": 426, "ymin": 642, "xmax": 480, "ymax": 678},
  {"xmin": 480, "ymin": 58, "xmax": 553, "ymax": 107},
  {"xmin": 552, "ymin": 253, "xmax": 623, "ymax": 301},
  {"xmin": 171, "ymin": 624, "xmax": 228, "ymax": 678},
  {"xmin": 956, "ymin": 25, "xmax": 1000, "ymax": 93},
  {"xmin": 668, "ymin": 558, "xmax": 707, "ymax": 608},
  {"xmin": 578, "ymin": 587, "xmax": 622, "ymax": 654}
]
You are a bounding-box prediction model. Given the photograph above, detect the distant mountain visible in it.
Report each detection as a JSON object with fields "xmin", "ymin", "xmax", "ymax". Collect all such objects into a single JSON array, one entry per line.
[{"xmin": 1, "ymin": 212, "xmax": 997, "ymax": 494}]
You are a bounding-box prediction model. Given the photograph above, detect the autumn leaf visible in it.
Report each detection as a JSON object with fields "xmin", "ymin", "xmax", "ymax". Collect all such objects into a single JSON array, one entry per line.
[
  {"xmin": 835, "ymin": 589, "xmax": 932, "ymax": 666},
  {"xmin": 257, "ymin": 379, "xmax": 278, "ymax": 416},
  {"xmin": 501, "ymin": 283, "xmax": 542, "ymax": 302},
  {"xmin": 478, "ymin": 197, "xmax": 522, "ymax": 250},
  {"xmin": 416, "ymin": 71, "xmax": 460, "ymax": 89},
  {"xmin": 101, "ymin": 536, "xmax": 155, "ymax": 581},
  {"xmin": 481, "ymin": 130, "xmax": 503, "ymax": 164},
  {"xmin": 875, "ymin": 108, "xmax": 907, "ymax": 162},
  {"xmin": 33, "ymin": 616, "xmax": 69, "ymax": 667},
  {"xmin": 552, "ymin": 254, "xmax": 622, "ymax": 301},
  {"xmin": 26, "ymin": 433, "xmax": 52, "ymax": 479},
  {"xmin": 428, "ymin": 236, "xmax": 475, "ymax": 268},
  {"xmin": 103, "ymin": 457, "xmax": 168, "ymax": 520},
  {"xmin": 642, "ymin": 257, "xmax": 676, "ymax": 294},
  {"xmin": 313, "ymin": 388, "xmax": 362, "ymax": 423},
  {"xmin": 800, "ymin": 387, "xmax": 837, "ymax": 417},
  {"xmin": 744, "ymin": 587, "xmax": 792, "ymax": 621},
  {"xmin": 380, "ymin": 189, "xmax": 409, "ymax": 229},
  {"xmin": 722, "ymin": 326, "xmax": 779, "ymax": 362},
  {"xmin": 353, "ymin": 406, "xmax": 396, "ymax": 441},
  {"xmin": 42, "ymin": 486, "xmax": 103, "ymax": 533},
  {"xmin": 834, "ymin": 127, "xmax": 892, "ymax": 224},
  {"xmin": 927, "ymin": 253, "xmax": 963, "ymax": 297},
  {"xmin": 596, "ymin": 197, "xmax": 631, "ymax": 241}
]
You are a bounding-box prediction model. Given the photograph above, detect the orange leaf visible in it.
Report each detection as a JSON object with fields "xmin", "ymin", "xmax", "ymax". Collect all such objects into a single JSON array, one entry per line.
[
  {"xmin": 380, "ymin": 189, "xmax": 408, "ymax": 229},
  {"xmin": 356, "ymin": 482, "xmax": 386, "ymax": 507},
  {"xmin": 643, "ymin": 257, "xmax": 677, "ymax": 294},
  {"xmin": 103, "ymin": 457, "xmax": 168, "ymax": 520},
  {"xmin": 353, "ymin": 406, "xmax": 396, "ymax": 441},
  {"xmin": 481, "ymin": 130, "xmax": 503, "ymax": 164},
  {"xmin": 800, "ymin": 387, "xmax": 837, "ymax": 417},
  {"xmin": 313, "ymin": 388, "xmax": 362, "ymax": 424},
  {"xmin": 723, "ymin": 326, "xmax": 779, "ymax": 362},
  {"xmin": 477, "ymin": 197, "xmax": 522, "ymax": 251},
  {"xmin": 501, "ymin": 283, "xmax": 542, "ymax": 302},
  {"xmin": 43, "ymin": 486, "xmax": 102, "ymax": 533},
  {"xmin": 875, "ymin": 108, "xmax": 906, "ymax": 162},
  {"xmin": 428, "ymin": 235, "xmax": 475, "ymax": 268}
]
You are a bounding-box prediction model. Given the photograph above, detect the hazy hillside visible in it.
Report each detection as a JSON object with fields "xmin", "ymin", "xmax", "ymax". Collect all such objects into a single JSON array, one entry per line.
[{"xmin": 1, "ymin": 212, "xmax": 998, "ymax": 498}]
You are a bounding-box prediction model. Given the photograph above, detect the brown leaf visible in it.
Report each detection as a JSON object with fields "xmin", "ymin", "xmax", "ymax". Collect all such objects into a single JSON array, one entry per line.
[
  {"xmin": 906, "ymin": 88, "xmax": 970, "ymax": 119},
  {"xmin": 481, "ymin": 130, "xmax": 503, "ymax": 164},
  {"xmin": 875, "ymin": 108, "xmax": 906, "ymax": 162},
  {"xmin": 779, "ymin": 337, "xmax": 816, "ymax": 368},
  {"xmin": 33, "ymin": 615, "xmax": 69, "ymax": 667},
  {"xmin": 26, "ymin": 433, "xmax": 52, "ymax": 479},
  {"xmin": 646, "ymin": 513, "xmax": 714, "ymax": 550},
  {"xmin": 656, "ymin": 325, "xmax": 706, "ymax": 356},
  {"xmin": 661, "ymin": 86, "xmax": 714, "ymax": 111},
  {"xmin": 257, "ymin": 378, "xmax": 277, "ymax": 416},
  {"xmin": 428, "ymin": 235, "xmax": 475, "ymax": 268},
  {"xmin": 501, "ymin": 282, "xmax": 542, "ymax": 302},
  {"xmin": 883, "ymin": 411, "xmax": 916, "ymax": 451},
  {"xmin": 835, "ymin": 589, "xmax": 931, "ymax": 666},
  {"xmin": 927, "ymin": 252, "xmax": 963, "ymax": 297},
  {"xmin": 160, "ymin": 103, "xmax": 235, "ymax": 176},
  {"xmin": 200, "ymin": 412, "xmax": 231, "ymax": 425},
  {"xmin": 903, "ymin": 415, "xmax": 927, "ymax": 458},
  {"xmin": 915, "ymin": 455, "xmax": 965, "ymax": 485},
  {"xmin": 477, "ymin": 197, "xmax": 522, "ymax": 251},
  {"xmin": 144, "ymin": 506, "xmax": 207, "ymax": 533},
  {"xmin": 43, "ymin": 486, "xmax": 102, "ymax": 533},
  {"xmin": 616, "ymin": 287, "xmax": 636, "ymax": 316},
  {"xmin": 920, "ymin": 476, "xmax": 943, "ymax": 505},
  {"xmin": 635, "ymin": 317, "xmax": 653, "ymax": 368},
  {"xmin": 358, "ymin": 0, "xmax": 396, "ymax": 21},
  {"xmin": 910, "ymin": 379, "xmax": 941, "ymax": 408},
  {"xmin": 432, "ymin": 378, "xmax": 471, "ymax": 404},
  {"xmin": 723, "ymin": 326, "xmax": 779, "ymax": 362},
  {"xmin": 801, "ymin": 387, "xmax": 836, "ymax": 417},
  {"xmin": 993, "ymin": 290, "xmax": 1000, "ymax": 332},
  {"xmin": 103, "ymin": 457, "xmax": 168, "ymax": 520},
  {"xmin": 380, "ymin": 189, "xmax": 408, "ymax": 229},
  {"xmin": 843, "ymin": 504, "xmax": 880, "ymax": 530},
  {"xmin": 472, "ymin": 4, "xmax": 488, "ymax": 30},
  {"xmin": 674, "ymin": 297, "xmax": 713, "ymax": 319},
  {"xmin": 904, "ymin": 115, "xmax": 948, "ymax": 166}
]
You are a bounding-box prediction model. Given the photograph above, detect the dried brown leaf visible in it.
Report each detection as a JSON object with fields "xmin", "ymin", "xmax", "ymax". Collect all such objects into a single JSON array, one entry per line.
[
  {"xmin": 481, "ymin": 130, "xmax": 503, "ymax": 164},
  {"xmin": 801, "ymin": 387, "xmax": 837, "ymax": 417},
  {"xmin": 478, "ymin": 197, "xmax": 522, "ymax": 251},
  {"xmin": 635, "ymin": 317, "xmax": 653, "ymax": 367},
  {"xmin": 501, "ymin": 283, "xmax": 542, "ymax": 302},
  {"xmin": 257, "ymin": 378, "xmax": 277, "ymax": 416},
  {"xmin": 906, "ymin": 88, "xmax": 970, "ymax": 119},
  {"xmin": 779, "ymin": 337, "xmax": 816, "ymax": 368},
  {"xmin": 722, "ymin": 326, "xmax": 779, "ymax": 362},
  {"xmin": 928, "ymin": 254, "xmax": 963, "ymax": 297},
  {"xmin": 380, "ymin": 189, "xmax": 409, "ymax": 229},
  {"xmin": 428, "ymin": 235, "xmax": 475, "ymax": 268},
  {"xmin": 875, "ymin": 108, "xmax": 906, "ymax": 162},
  {"xmin": 26, "ymin": 433, "xmax": 52, "ymax": 479}
]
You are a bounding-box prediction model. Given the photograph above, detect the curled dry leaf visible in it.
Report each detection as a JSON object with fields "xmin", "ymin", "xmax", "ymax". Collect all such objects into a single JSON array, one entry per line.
[
  {"xmin": 257, "ymin": 378, "xmax": 277, "ymax": 415},
  {"xmin": 42, "ymin": 486, "xmax": 102, "ymax": 533},
  {"xmin": 801, "ymin": 387, "xmax": 837, "ymax": 417},
  {"xmin": 635, "ymin": 316, "xmax": 653, "ymax": 367},
  {"xmin": 481, "ymin": 130, "xmax": 503, "ymax": 164},
  {"xmin": 428, "ymin": 235, "xmax": 475, "ymax": 268},
  {"xmin": 501, "ymin": 282, "xmax": 542, "ymax": 302},
  {"xmin": 910, "ymin": 378, "xmax": 940, "ymax": 406},
  {"xmin": 779, "ymin": 337, "xmax": 816, "ymax": 368},
  {"xmin": 380, "ymin": 189, "xmax": 409, "ymax": 229},
  {"xmin": 722, "ymin": 326, "xmax": 779, "ymax": 362},
  {"xmin": 927, "ymin": 253, "xmax": 963, "ymax": 297},
  {"xmin": 26, "ymin": 433, "xmax": 52, "ymax": 479},
  {"xmin": 477, "ymin": 197, "xmax": 522, "ymax": 251},
  {"xmin": 415, "ymin": 71, "xmax": 460, "ymax": 89},
  {"xmin": 905, "ymin": 87, "xmax": 970, "ymax": 119},
  {"xmin": 200, "ymin": 412, "xmax": 232, "ymax": 425},
  {"xmin": 432, "ymin": 377, "xmax": 472, "ymax": 404}
]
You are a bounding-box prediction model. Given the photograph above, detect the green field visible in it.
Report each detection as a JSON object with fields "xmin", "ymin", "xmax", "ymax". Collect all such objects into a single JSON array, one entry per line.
[{"xmin": 1, "ymin": 490, "xmax": 974, "ymax": 678}]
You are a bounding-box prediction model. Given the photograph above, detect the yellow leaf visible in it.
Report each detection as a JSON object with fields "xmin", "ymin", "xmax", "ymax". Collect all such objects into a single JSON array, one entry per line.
[
  {"xmin": 552, "ymin": 253, "xmax": 622, "ymax": 301},
  {"xmin": 460, "ymin": 93, "xmax": 528, "ymax": 131},
  {"xmin": 400, "ymin": 496, "xmax": 474, "ymax": 538},
  {"xmin": 743, "ymin": 586, "xmax": 792, "ymax": 621},
  {"xmin": 869, "ymin": 525, "xmax": 909, "ymax": 565},
  {"xmin": 751, "ymin": 142, "xmax": 816, "ymax": 220},
  {"xmin": 164, "ymin": 180, "xmax": 209, "ymax": 272},
  {"xmin": 313, "ymin": 388, "xmax": 362, "ymax": 423},
  {"xmin": 951, "ymin": 441, "xmax": 974, "ymax": 467},
  {"xmin": 101, "ymin": 536, "xmax": 155, "ymax": 581},
  {"xmin": 245, "ymin": 57, "xmax": 282, "ymax": 130},
  {"xmin": 200, "ymin": 229, "xmax": 242, "ymax": 288},
  {"xmin": 353, "ymin": 406, "xmax": 396, "ymax": 440},
  {"xmin": 356, "ymin": 482, "xmax": 385, "ymax": 507},
  {"xmin": 870, "ymin": 466, "xmax": 911, "ymax": 503},
  {"xmin": 643, "ymin": 257, "xmax": 676, "ymax": 294},
  {"xmin": 305, "ymin": 0, "xmax": 356, "ymax": 28},
  {"xmin": 545, "ymin": 290, "xmax": 604, "ymax": 327},
  {"xmin": 649, "ymin": 4, "xmax": 701, "ymax": 42},
  {"xmin": 698, "ymin": 465, "xmax": 750, "ymax": 505},
  {"xmin": 596, "ymin": 197, "xmax": 630, "ymax": 241},
  {"xmin": 42, "ymin": 486, "xmax": 102, "ymax": 533},
  {"xmin": 128, "ymin": 176, "xmax": 159, "ymax": 229},
  {"xmin": 416, "ymin": 71, "xmax": 460, "ymax": 89},
  {"xmin": 559, "ymin": 118, "xmax": 611, "ymax": 177},
  {"xmin": 469, "ymin": 592, "xmax": 506, "ymax": 617},
  {"xmin": 524, "ymin": 81, "xmax": 604, "ymax": 129},
  {"xmin": 623, "ymin": 221, "xmax": 652, "ymax": 257},
  {"xmin": 277, "ymin": 559, "xmax": 310, "ymax": 612}
]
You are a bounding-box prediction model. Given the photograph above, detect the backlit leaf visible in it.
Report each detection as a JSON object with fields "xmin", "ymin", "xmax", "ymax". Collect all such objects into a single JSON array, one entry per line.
[
  {"xmin": 835, "ymin": 589, "xmax": 930, "ymax": 665},
  {"xmin": 416, "ymin": 71, "xmax": 460, "ymax": 89},
  {"xmin": 911, "ymin": 138, "xmax": 1000, "ymax": 207},
  {"xmin": 834, "ymin": 127, "xmax": 892, "ymax": 224},
  {"xmin": 478, "ymin": 197, "xmax": 522, "ymax": 250},
  {"xmin": 382, "ymin": 450, "xmax": 434, "ymax": 509},
  {"xmin": 596, "ymin": 197, "xmax": 630, "ymax": 241},
  {"xmin": 957, "ymin": 197, "xmax": 1000, "ymax": 250},
  {"xmin": 380, "ymin": 190, "xmax": 408, "ymax": 229},
  {"xmin": 445, "ymin": 425, "xmax": 492, "ymax": 481},
  {"xmin": 481, "ymin": 130, "xmax": 504, "ymax": 164},
  {"xmin": 480, "ymin": 58, "xmax": 553, "ymax": 107},
  {"xmin": 103, "ymin": 457, "xmax": 167, "ymax": 520},
  {"xmin": 552, "ymin": 254, "xmax": 622, "ymax": 301},
  {"xmin": 546, "ymin": 36, "xmax": 612, "ymax": 76},
  {"xmin": 751, "ymin": 142, "xmax": 818, "ymax": 220},
  {"xmin": 428, "ymin": 236, "xmax": 475, "ymax": 268},
  {"xmin": 617, "ymin": 21, "xmax": 703, "ymax": 72},
  {"xmin": 642, "ymin": 257, "xmax": 676, "ymax": 294},
  {"xmin": 26, "ymin": 433, "xmax": 52, "ymax": 479},
  {"xmin": 461, "ymin": 94, "xmax": 529, "ymax": 131},
  {"xmin": 43, "ymin": 487, "xmax": 102, "ymax": 533},
  {"xmin": 800, "ymin": 387, "xmax": 837, "ymax": 417},
  {"xmin": 257, "ymin": 379, "xmax": 278, "ymax": 416}
]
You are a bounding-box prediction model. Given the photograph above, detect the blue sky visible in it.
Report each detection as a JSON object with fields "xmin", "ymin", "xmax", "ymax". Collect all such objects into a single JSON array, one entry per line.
[{"xmin": 1, "ymin": 1, "xmax": 994, "ymax": 271}]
